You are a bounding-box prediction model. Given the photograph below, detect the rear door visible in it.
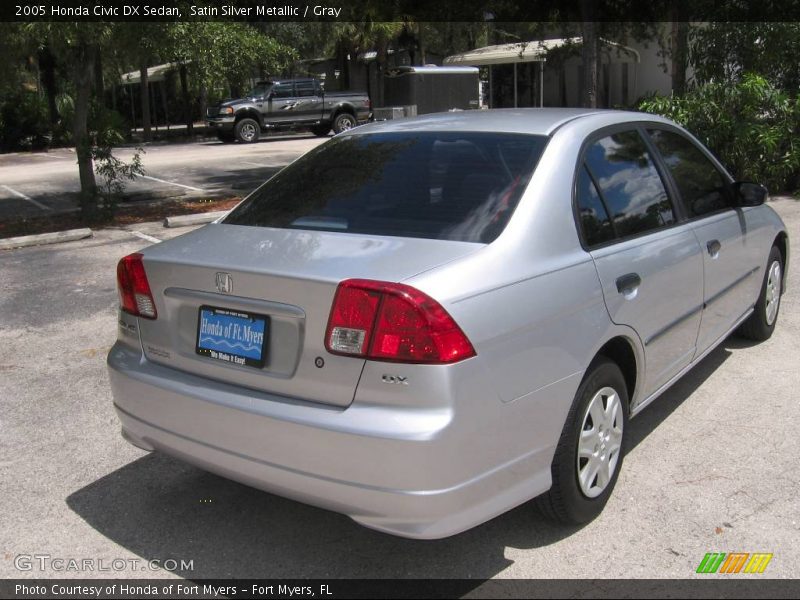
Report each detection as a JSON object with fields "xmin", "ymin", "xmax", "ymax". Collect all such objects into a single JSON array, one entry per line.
[
  {"xmin": 645, "ymin": 128, "xmax": 762, "ymax": 354},
  {"xmin": 266, "ymin": 81, "xmax": 298, "ymax": 125},
  {"xmin": 577, "ymin": 128, "xmax": 705, "ymax": 401},
  {"xmin": 292, "ymin": 80, "xmax": 325, "ymax": 123}
]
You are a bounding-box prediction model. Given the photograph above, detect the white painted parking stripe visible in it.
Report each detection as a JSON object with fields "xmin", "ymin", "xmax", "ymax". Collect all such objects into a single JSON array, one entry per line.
[
  {"xmin": 1, "ymin": 184, "xmax": 51, "ymax": 210},
  {"xmin": 139, "ymin": 174, "xmax": 205, "ymax": 192},
  {"xmin": 129, "ymin": 230, "xmax": 162, "ymax": 244}
]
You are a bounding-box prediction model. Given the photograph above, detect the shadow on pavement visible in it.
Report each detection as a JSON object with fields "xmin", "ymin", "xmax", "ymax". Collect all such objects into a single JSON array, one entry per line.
[
  {"xmin": 626, "ymin": 342, "xmax": 733, "ymax": 451},
  {"xmin": 66, "ymin": 337, "xmax": 741, "ymax": 579},
  {"xmin": 200, "ymin": 132, "xmax": 324, "ymax": 146}
]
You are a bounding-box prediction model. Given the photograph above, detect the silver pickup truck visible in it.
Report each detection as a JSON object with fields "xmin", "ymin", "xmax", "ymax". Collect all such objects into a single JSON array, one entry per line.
[{"xmin": 206, "ymin": 77, "xmax": 371, "ymax": 143}]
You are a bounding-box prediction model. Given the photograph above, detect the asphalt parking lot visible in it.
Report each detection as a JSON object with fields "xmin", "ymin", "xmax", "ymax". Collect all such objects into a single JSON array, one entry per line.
[
  {"xmin": 0, "ymin": 134, "xmax": 327, "ymax": 220},
  {"xmin": 1, "ymin": 197, "xmax": 798, "ymax": 582}
]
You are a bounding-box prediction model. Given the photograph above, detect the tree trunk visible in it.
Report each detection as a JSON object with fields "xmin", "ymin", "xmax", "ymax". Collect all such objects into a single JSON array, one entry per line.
[
  {"xmin": 139, "ymin": 62, "xmax": 151, "ymax": 141},
  {"xmin": 38, "ymin": 46, "xmax": 59, "ymax": 127},
  {"xmin": 375, "ymin": 38, "xmax": 389, "ymax": 108},
  {"xmin": 417, "ymin": 24, "xmax": 426, "ymax": 65},
  {"xmin": 199, "ymin": 83, "xmax": 208, "ymax": 127},
  {"xmin": 94, "ymin": 49, "xmax": 105, "ymax": 106},
  {"xmin": 179, "ymin": 63, "xmax": 193, "ymax": 136},
  {"xmin": 580, "ymin": 15, "xmax": 599, "ymax": 108},
  {"xmin": 73, "ymin": 45, "xmax": 97, "ymax": 214},
  {"xmin": 671, "ymin": 19, "xmax": 689, "ymax": 96}
]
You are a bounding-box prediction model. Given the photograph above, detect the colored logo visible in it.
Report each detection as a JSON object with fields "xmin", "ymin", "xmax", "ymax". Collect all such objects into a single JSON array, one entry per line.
[{"xmin": 696, "ymin": 552, "xmax": 773, "ymax": 574}]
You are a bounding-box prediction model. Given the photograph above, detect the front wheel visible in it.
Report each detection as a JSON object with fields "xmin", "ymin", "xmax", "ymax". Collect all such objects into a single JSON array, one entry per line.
[
  {"xmin": 332, "ymin": 113, "xmax": 356, "ymax": 135},
  {"xmin": 738, "ymin": 245, "xmax": 783, "ymax": 341},
  {"xmin": 234, "ymin": 118, "xmax": 260, "ymax": 143},
  {"xmin": 537, "ymin": 358, "xmax": 628, "ymax": 524}
]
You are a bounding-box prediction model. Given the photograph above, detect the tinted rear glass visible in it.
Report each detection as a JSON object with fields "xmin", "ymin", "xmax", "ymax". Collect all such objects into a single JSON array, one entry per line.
[
  {"xmin": 584, "ymin": 130, "xmax": 675, "ymax": 238},
  {"xmin": 224, "ymin": 132, "xmax": 547, "ymax": 243}
]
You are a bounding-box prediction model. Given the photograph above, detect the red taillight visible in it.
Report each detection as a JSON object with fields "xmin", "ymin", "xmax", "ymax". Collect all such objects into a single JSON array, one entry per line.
[
  {"xmin": 116, "ymin": 253, "xmax": 157, "ymax": 319},
  {"xmin": 325, "ymin": 279, "xmax": 475, "ymax": 364}
]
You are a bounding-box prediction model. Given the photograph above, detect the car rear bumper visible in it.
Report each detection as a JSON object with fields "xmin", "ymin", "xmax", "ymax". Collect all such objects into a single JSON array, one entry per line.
[{"xmin": 107, "ymin": 341, "xmax": 569, "ymax": 539}]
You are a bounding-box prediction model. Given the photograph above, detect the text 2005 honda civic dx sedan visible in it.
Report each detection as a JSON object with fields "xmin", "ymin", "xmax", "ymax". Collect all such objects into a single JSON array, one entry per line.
[{"xmin": 108, "ymin": 109, "xmax": 789, "ymax": 539}]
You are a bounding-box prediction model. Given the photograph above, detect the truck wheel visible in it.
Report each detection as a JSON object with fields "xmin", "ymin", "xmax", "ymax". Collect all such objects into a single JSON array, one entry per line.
[
  {"xmin": 234, "ymin": 118, "xmax": 260, "ymax": 143},
  {"xmin": 311, "ymin": 124, "xmax": 331, "ymax": 137},
  {"xmin": 332, "ymin": 113, "xmax": 356, "ymax": 135}
]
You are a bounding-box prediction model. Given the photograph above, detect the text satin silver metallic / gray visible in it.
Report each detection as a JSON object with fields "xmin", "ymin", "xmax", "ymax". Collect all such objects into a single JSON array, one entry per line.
[{"xmin": 107, "ymin": 108, "xmax": 789, "ymax": 539}]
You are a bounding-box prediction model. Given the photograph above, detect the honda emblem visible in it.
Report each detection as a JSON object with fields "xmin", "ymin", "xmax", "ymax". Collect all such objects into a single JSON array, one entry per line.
[{"xmin": 215, "ymin": 272, "xmax": 233, "ymax": 294}]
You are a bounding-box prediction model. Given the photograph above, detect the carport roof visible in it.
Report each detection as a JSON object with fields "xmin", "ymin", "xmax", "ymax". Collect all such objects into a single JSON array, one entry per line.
[
  {"xmin": 120, "ymin": 62, "xmax": 184, "ymax": 85},
  {"xmin": 444, "ymin": 37, "xmax": 640, "ymax": 66}
]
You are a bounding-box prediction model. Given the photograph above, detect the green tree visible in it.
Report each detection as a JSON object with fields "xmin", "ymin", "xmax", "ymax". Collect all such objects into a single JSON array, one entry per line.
[
  {"xmin": 689, "ymin": 22, "xmax": 800, "ymax": 92},
  {"xmin": 21, "ymin": 23, "xmax": 115, "ymax": 205}
]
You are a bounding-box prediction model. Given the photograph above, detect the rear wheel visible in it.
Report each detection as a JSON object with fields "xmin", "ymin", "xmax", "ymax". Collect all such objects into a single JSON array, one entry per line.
[
  {"xmin": 234, "ymin": 118, "xmax": 260, "ymax": 143},
  {"xmin": 332, "ymin": 112, "xmax": 356, "ymax": 135},
  {"xmin": 537, "ymin": 358, "xmax": 628, "ymax": 524},
  {"xmin": 738, "ymin": 245, "xmax": 783, "ymax": 341}
]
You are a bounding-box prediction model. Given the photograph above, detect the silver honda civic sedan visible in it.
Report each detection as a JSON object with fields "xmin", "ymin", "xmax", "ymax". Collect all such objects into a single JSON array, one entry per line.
[{"xmin": 108, "ymin": 109, "xmax": 789, "ymax": 539}]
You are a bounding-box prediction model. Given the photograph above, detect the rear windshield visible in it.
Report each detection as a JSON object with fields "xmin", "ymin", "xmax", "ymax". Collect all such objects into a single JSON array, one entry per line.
[{"xmin": 224, "ymin": 131, "xmax": 547, "ymax": 243}]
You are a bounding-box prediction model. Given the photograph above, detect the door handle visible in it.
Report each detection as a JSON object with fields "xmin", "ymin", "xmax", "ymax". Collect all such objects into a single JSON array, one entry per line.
[
  {"xmin": 707, "ymin": 239, "xmax": 721, "ymax": 257},
  {"xmin": 616, "ymin": 273, "xmax": 641, "ymax": 295}
]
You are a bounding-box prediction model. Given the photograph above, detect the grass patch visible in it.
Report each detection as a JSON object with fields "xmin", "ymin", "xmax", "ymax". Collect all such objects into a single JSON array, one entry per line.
[{"xmin": 0, "ymin": 197, "xmax": 241, "ymax": 239}]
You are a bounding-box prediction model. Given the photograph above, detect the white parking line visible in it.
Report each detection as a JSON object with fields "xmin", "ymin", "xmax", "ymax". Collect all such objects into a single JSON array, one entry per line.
[
  {"xmin": 0, "ymin": 184, "xmax": 51, "ymax": 210},
  {"xmin": 242, "ymin": 161, "xmax": 272, "ymax": 168},
  {"xmin": 129, "ymin": 230, "xmax": 162, "ymax": 244},
  {"xmin": 139, "ymin": 174, "xmax": 206, "ymax": 192}
]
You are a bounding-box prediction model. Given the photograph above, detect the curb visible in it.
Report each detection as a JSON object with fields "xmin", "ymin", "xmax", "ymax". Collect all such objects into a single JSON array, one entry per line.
[
  {"xmin": 164, "ymin": 211, "xmax": 228, "ymax": 228},
  {"xmin": 0, "ymin": 228, "xmax": 93, "ymax": 251}
]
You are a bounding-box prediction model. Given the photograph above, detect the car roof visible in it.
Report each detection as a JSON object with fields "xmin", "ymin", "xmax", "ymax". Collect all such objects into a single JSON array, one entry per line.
[{"xmin": 349, "ymin": 108, "xmax": 673, "ymax": 137}]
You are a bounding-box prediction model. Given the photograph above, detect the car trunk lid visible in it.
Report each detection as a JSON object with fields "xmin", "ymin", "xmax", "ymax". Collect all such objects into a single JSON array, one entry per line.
[{"xmin": 135, "ymin": 223, "xmax": 481, "ymax": 407}]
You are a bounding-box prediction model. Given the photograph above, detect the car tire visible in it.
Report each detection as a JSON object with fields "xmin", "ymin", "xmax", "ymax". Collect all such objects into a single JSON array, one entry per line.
[
  {"xmin": 311, "ymin": 124, "xmax": 331, "ymax": 137},
  {"xmin": 537, "ymin": 358, "xmax": 628, "ymax": 524},
  {"xmin": 332, "ymin": 112, "xmax": 356, "ymax": 135},
  {"xmin": 234, "ymin": 118, "xmax": 260, "ymax": 143},
  {"xmin": 738, "ymin": 245, "xmax": 783, "ymax": 341}
]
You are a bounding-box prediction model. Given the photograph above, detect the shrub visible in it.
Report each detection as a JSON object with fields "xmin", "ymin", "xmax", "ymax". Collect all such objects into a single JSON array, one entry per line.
[
  {"xmin": 0, "ymin": 91, "xmax": 51, "ymax": 152},
  {"xmin": 84, "ymin": 107, "xmax": 143, "ymax": 221},
  {"xmin": 638, "ymin": 74, "xmax": 800, "ymax": 193}
]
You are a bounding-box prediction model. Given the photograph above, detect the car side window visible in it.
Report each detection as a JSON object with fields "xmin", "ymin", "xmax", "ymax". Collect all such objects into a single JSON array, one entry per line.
[
  {"xmin": 584, "ymin": 130, "xmax": 675, "ymax": 239},
  {"xmin": 576, "ymin": 164, "xmax": 615, "ymax": 247},
  {"xmin": 272, "ymin": 83, "xmax": 294, "ymax": 99},
  {"xmin": 295, "ymin": 81, "xmax": 317, "ymax": 97},
  {"xmin": 647, "ymin": 129, "xmax": 731, "ymax": 218}
]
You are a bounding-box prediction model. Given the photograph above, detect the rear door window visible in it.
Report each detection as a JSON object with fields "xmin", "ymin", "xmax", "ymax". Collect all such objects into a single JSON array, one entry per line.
[
  {"xmin": 584, "ymin": 130, "xmax": 675, "ymax": 239},
  {"xmin": 224, "ymin": 132, "xmax": 548, "ymax": 243},
  {"xmin": 647, "ymin": 129, "xmax": 732, "ymax": 218},
  {"xmin": 295, "ymin": 81, "xmax": 317, "ymax": 97},
  {"xmin": 576, "ymin": 165, "xmax": 615, "ymax": 247},
  {"xmin": 271, "ymin": 83, "xmax": 294, "ymax": 98}
]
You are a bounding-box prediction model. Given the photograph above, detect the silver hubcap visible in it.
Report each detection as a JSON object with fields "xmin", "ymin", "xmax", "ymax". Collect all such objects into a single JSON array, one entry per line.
[
  {"xmin": 765, "ymin": 260, "xmax": 782, "ymax": 326},
  {"xmin": 577, "ymin": 386, "xmax": 623, "ymax": 498},
  {"xmin": 241, "ymin": 123, "xmax": 256, "ymax": 141},
  {"xmin": 338, "ymin": 117, "xmax": 354, "ymax": 131}
]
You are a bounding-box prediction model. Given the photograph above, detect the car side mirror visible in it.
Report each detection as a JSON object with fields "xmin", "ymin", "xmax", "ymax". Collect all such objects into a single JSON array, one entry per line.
[{"xmin": 733, "ymin": 182, "xmax": 768, "ymax": 207}]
